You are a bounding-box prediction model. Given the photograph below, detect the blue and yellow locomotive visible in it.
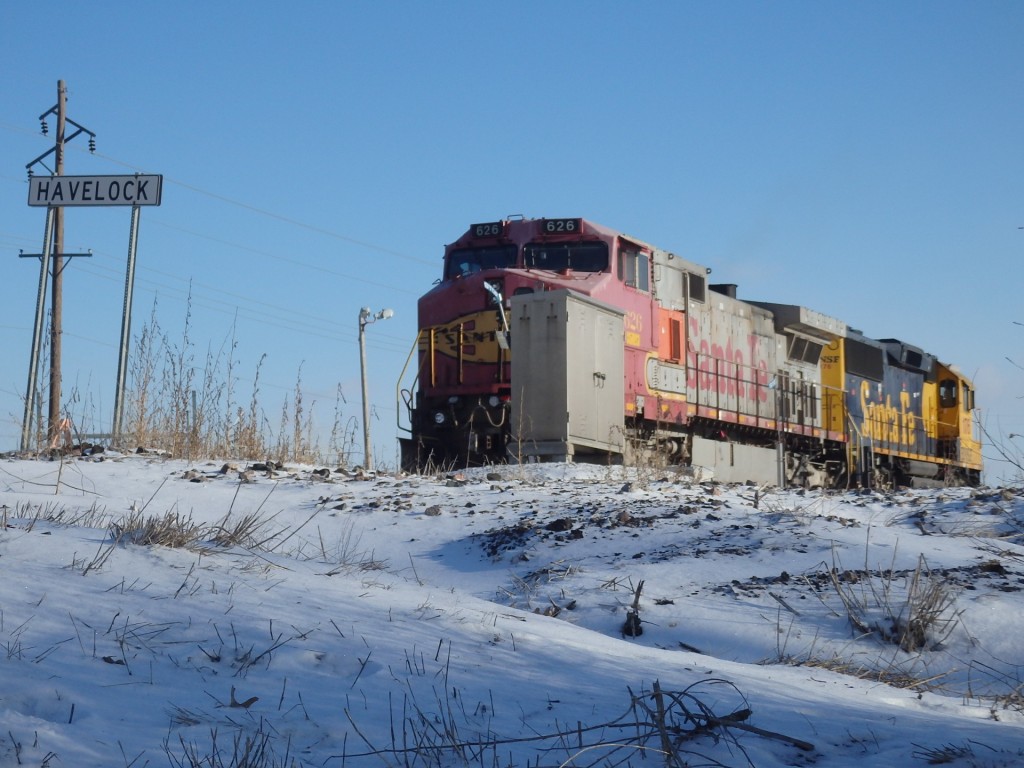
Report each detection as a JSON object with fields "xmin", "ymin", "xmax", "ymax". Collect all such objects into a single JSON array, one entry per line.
[{"xmin": 820, "ymin": 334, "xmax": 981, "ymax": 486}]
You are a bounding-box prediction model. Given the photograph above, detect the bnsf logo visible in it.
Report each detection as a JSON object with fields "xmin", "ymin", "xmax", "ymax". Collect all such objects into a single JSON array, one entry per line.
[{"xmin": 821, "ymin": 355, "xmax": 840, "ymax": 364}]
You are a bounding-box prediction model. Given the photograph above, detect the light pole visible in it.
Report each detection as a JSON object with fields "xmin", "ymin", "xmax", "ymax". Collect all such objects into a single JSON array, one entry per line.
[{"xmin": 358, "ymin": 306, "xmax": 393, "ymax": 472}]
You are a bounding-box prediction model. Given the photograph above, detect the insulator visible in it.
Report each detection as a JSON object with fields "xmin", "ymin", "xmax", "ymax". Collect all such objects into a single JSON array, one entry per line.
[
  {"xmin": 27, "ymin": 167, "xmax": 33, "ymax": 180},
  {"xmin": 41, "ymin": 119, "xmax": 48, "ymax": 136},
  {"xmin": 88, "ymin": 136, "xmax": 96, "ymax": 153}
]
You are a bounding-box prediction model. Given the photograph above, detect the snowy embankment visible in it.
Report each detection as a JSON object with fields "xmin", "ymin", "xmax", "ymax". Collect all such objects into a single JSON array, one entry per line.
[{"xmin": 1, "ymin": 454, "xmax": 1022, "ymax": 767}]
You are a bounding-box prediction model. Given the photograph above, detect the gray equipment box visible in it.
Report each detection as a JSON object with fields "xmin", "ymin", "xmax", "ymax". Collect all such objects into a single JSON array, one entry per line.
[{"xmin": 510, "ymin": 290, "xmax": 625, "ymax": 461}]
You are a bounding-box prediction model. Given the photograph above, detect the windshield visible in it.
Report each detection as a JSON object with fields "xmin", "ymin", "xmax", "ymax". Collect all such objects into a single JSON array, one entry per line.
[
  {"xmin": 444, "ymin": 245, "xmax": 518, "ymax": 280},
  {"xmin": 523, "ymin": 241, "xmax": 609, "ymax": 272}
]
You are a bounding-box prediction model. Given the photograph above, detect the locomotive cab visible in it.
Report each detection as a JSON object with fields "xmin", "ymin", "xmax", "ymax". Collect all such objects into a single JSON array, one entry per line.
[
  {"xmin": 936, "ymin": 364, "xmax": 982, "ymax": 482},
  {"xmin": 401, "ymin": 218, "xmax": 621, "ymax": 469}
]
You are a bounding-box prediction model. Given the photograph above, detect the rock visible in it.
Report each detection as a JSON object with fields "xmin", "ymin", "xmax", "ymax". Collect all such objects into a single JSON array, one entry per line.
[{"xmin": 545, "ymin": 518, "xmax": 574, "ymax": 532}]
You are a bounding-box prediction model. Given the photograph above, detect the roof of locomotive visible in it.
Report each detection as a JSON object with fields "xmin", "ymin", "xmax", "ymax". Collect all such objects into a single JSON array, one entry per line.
[
  {"xmin": 747, "ymin": 300, "xmax": 848, "ymax": 341},
  {"xmin": 878, "ymin": 338, "xmax": 935, "ymax": 374},
  {"xmin": 446, "ymin": 216, "xmax": 714, "ymax": 280},
  {"xmin": 449, "ymin": 217, "xmax": 631, "ymax": 245}
]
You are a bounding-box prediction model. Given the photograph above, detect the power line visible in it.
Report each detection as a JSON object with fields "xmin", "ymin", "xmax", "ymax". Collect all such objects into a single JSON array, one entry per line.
[
  {"xmin": 3, "ymin": 156, "xmax": 429, "ymax": 351},
  {"xmin": 3, "ymin": 221, "xmax": 421, "ymax": 347},
  {"xmin": 9, "ymin": 251, "xmax": 412, "ymax": 396},
  {"xmin": 147, "ymin": 218, "xmax": 424, "ymax": 294},
  {"xmin": 2, "ymin": 120, "xmax": 438, "ymax": 315},
  {"xmin": 2, "ymin": 113, "xmax": 425, "ymax": 440},
  {"xmin": 79, "ymin": 146, "xmax": 436, "ymax": 267},
  {"xmin": 5, "ymin": 214, "xmax": 418, "ymax": 350},
  {"xmin": 0, "ymin": 118, "xmax": 419, "ymax": 271},
  {"xmin": 65, "ymin": 255, "xmax": 412, "ymax": 352}
]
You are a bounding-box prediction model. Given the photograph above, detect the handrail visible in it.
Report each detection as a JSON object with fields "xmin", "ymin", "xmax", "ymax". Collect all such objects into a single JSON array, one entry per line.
[
  {"xmin": 395, "ymin": 330, "xmax": 424, "ymax": 436},
  {"xmin": 845, "ymin": 411, "xmax": 866, "ymax": 489}
]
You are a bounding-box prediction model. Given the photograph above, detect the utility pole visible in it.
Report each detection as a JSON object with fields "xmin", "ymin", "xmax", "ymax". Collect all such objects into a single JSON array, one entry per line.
[
  {"xmin": 111, "ymin": 205, "xmax": 141, "ymax": 441},
  {"xmin": 20, "ymin": 212, "xmax": 55, "ymax": 451},
  {"xmin": 21, "ymin": 80, "xmax": 97, "ymax": 451},
  {"xmin": 49, "ymin": 80, "xmax": 67, "ymax": 446},
  {"xmin": 358, "ymin": 306, "xmax": 394, "ymax": 472}
]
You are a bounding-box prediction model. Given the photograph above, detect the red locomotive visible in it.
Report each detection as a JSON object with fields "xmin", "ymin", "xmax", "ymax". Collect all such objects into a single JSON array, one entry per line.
[{"xmin": 399, "ymin": 217, "xmax": 981, "ymax": 488}]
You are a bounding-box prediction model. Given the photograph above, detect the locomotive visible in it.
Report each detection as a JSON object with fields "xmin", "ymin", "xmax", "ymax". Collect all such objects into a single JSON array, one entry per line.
[{"xmin": 398, "ymin": 217, "xmax": 982, "ymax": 488}]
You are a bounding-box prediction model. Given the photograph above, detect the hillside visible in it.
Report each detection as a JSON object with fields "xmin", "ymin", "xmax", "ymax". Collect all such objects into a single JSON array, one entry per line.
[{"xmin": 1, "ymin": 454, "xmax": 1022, "ymax": 767}]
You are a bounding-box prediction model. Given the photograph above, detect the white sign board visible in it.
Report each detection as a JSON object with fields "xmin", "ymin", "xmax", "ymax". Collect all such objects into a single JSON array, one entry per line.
[{"xmin": 28, "ymin": 174, "xmax": 163, "ymax": 207}]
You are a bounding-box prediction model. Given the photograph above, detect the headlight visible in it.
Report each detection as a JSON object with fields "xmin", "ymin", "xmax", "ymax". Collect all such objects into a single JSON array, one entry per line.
[
  {"xmin": 488, "ymin": 395, "xmax": 501, "ymax": 407},
  {"xmin": 433, "ymin": 411, "xmax": 446, "ymax": 425},
  {"xmin": 447, "ymin": 395, "xmax": 460, "ymax": 404}
]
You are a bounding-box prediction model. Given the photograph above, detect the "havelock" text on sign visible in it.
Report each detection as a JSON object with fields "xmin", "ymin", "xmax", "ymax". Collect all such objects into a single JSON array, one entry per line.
[{"xmin": 28, "ymin": 175, "xmax": 163, "ymax": 207}]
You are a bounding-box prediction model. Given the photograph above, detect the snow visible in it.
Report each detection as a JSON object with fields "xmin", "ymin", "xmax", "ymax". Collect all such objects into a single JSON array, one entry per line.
[{"xmin": 1, "ymin": 454, "xmax": 1022, "ymax": 767}]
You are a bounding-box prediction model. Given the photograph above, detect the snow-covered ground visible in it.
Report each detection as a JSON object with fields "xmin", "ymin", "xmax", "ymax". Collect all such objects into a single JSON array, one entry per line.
[{"xmin": 1, "ymin": 453, "xmax": 1022, "ymax": 767}]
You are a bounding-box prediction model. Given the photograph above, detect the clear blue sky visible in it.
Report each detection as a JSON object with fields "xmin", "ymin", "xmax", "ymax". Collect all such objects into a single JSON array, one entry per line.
[{"xmin": 2, "ymin": 2, "xmax": 1022, "ymax": 477}]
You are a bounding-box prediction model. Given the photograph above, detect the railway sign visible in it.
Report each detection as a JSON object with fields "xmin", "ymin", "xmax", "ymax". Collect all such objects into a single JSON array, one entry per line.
[{"xmin": 28, "ymin": 174, "xmax": 163, "ymax": 207}]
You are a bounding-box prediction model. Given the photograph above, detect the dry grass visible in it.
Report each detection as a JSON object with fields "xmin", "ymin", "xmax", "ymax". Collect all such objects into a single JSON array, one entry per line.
[
  {"xmin": 15, "ymin": 500, "xmax": 110, "ymax": 529},
  {"xmin": 8, "ymin": 287, "xmax": 357, "ymax": 465},
  {"xmin": 108, "ymin": 505, "xmax": 275, "ymax": 555},
  {"xmin": 912, "ymin": 741, "xmax": 1024, "ymax": 766},
  {"xmin": 165, "ymin": 721, "xmax": 293, "ymax": 768},
  {"xmin": 112, "ymin": 509, "xmax": 204, "ymax": 548},
  {"xmin": 822, "ymin": 544, "xmax": 963, "ymax": 653},
  {"xmin": 782, "ymin": 654, "xmax": 949, "ymax": 691},
  {"xmin": 122, "ymin": 297, "xmax": 276, "ymax": 460},
  {"xmin": 209, "ymin": 510, "xmax": 274, "ymax": 550}
]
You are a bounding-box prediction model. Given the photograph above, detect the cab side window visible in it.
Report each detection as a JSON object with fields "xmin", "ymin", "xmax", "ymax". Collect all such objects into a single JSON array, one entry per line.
[
  {"xmin": 939, "ymin": 379, "xmax": 957, "ymax": 408},
  {"xmin": 962, "ymin": 383, "xmax": 974, "ymax": 411},
  {"xmin": 618, "ymin": 249, "xmax": 650, "ymax": 292},
  {"xmin": 686, "ymin": 272, "xmax": 706, "ymax": 303}
]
